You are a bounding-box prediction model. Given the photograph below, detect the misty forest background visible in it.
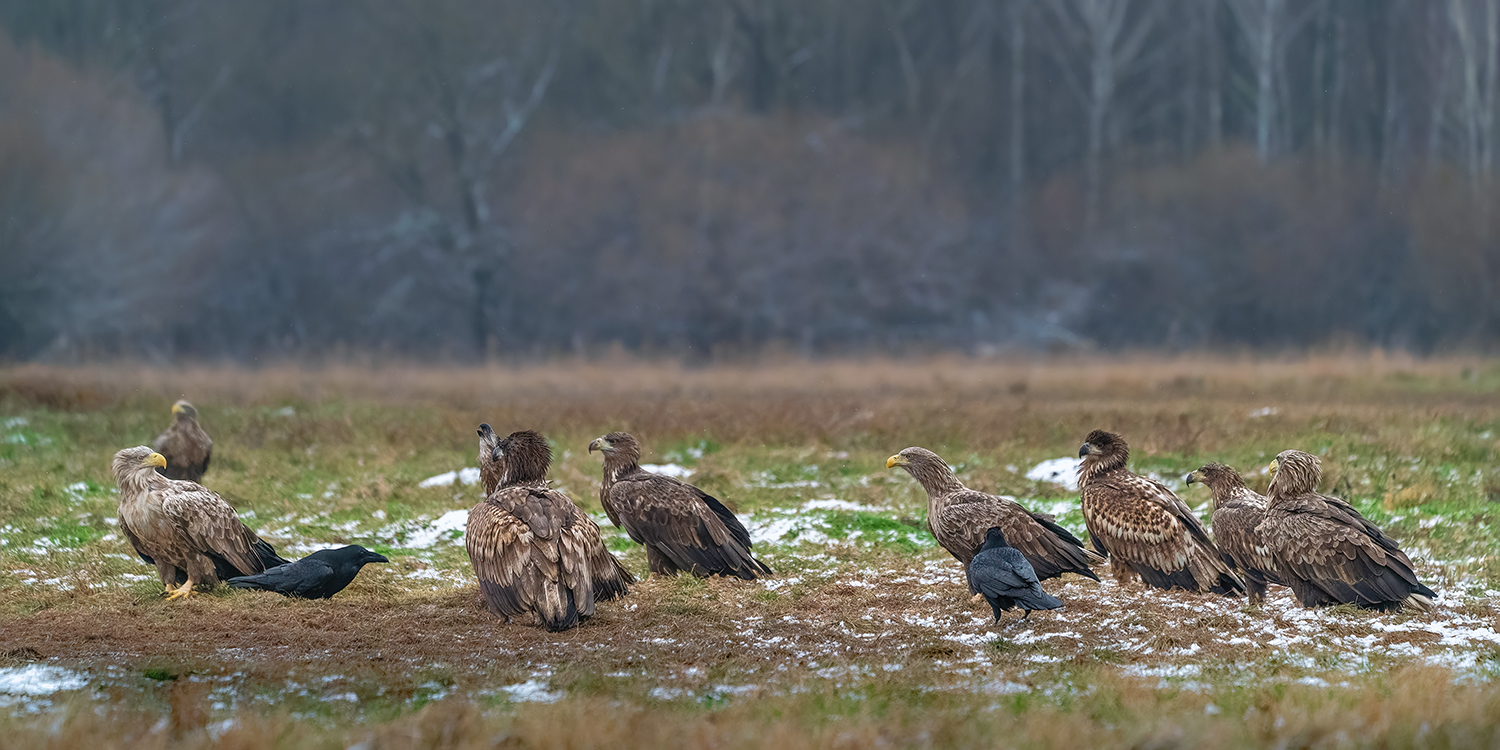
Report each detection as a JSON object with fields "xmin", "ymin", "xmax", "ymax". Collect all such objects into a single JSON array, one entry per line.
[{"xmin": 2, "ymin": 0, "xmax": 1500, "ymax": 361}]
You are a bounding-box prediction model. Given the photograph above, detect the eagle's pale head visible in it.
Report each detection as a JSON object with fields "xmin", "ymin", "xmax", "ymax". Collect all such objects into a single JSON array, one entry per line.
[
  {"xmin": 885, "ymin": 446, "xmax": 960, "ymax": 494},
  {"xmin": 171, "ymin": 400, "xmax": 198, "ymax": 420},
  {"xmin": 589, "ymin": 431, "xmax": 638, "ymax": 456},
  {"xmin": 112, "ymin": 446, "xmax": 166, "ymax": 484},
  {"xmin": 1267, "ymin": 449, "xmax": 1320, "ymax": 497}
]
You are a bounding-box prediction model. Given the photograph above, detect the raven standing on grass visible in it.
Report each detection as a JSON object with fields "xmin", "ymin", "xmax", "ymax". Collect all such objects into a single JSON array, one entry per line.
[
  {"xmin": 227, "ymin": 545, "xmax": 388, "ymax": 599},
  {"xmin": 967, "ymin": 527, "xmax": 1064, "ymax": 623}
]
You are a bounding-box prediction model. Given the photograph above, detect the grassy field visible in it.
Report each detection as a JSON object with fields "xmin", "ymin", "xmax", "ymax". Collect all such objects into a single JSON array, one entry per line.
[{"xmin": 1, "ymin": 355, "xmax": 1498, "ymax": 748}]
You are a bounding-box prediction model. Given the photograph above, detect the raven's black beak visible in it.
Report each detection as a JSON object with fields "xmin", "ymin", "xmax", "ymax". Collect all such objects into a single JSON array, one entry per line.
[
  {"xmin": 366, "ymin": 551, "xmax": 389, "ymax": 564},
  {"xmin": 1078, "ymin": 443, "xmax": 1090, "ymax": 458}
]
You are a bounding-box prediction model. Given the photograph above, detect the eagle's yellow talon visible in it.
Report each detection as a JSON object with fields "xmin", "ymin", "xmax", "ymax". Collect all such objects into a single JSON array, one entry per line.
[{"xmin": 164, "ymin": 581, "xmax": 194, "ymax": 600}]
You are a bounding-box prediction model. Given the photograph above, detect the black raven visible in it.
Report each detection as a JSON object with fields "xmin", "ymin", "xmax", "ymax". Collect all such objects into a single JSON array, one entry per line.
[
  {"xmin": 967, "ymin": 527, "xmax": 1064, "ymax": 623},
  {"xmin": 227, "ymin": 545, "xmax": 388, "ymax": 599}
]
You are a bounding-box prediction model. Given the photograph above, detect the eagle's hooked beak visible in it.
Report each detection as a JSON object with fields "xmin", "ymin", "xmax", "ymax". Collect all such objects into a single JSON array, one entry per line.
[
  {"xmin": 885, "ymin": 454, "xmax": 908, "ymax": 469},
  {"xmin": 1267, "ymin": 459, "xmax": 1279, "ymax": 476},
  {"xmin": 145, "ymin": 452, "xmax": 167, "ymax": 469},
  {"xmin": 491, "ymin": 445, "xmax": 503, "ymax": 463},
  {"xmin": 588, "ymin": 437, "xmax": 605, "ymax": 453},
  {"xmin": 478, "ymin": 423, "xmax": 493, "ymax": 438},
  {"xmin": 1185, "ymin": 470, "xmax": 1200, "ymax": 485},
  {"xmin": 170, "ymin": 402, "xmax": 184, "ymax": 415},
  {"xmin": 1078, "ymin": 443, "xmax": 1096, "ymax": 458}
]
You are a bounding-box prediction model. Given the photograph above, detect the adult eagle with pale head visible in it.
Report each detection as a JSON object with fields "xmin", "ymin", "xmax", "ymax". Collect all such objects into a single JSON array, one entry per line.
[
  {"xmin": 111, "ymin": 446, "xmax": 287, "ymax": 599},
  {"xmin": 1078, "ymin": 430, "xmax": 1243, "ymax": 595},
  {"xmin": 152, "ymin": 400, "xmax": 212, "ymax": 482},
  {"xmin": 589, "ymin": 432, "xmax": 771, "ymax": 580},
  {"xmin": 886, "ymin": 446, "xmax": 1102, "ymax": 585},
  {"xmin": 466, "ymin": 426, "xmax": 634, "ymax": 631},
  {"xmin": 1185, "ymin": 462, "xmax": 1283, "ymax": 604},
  {"xmin": 1259, "ymin": 449, "xmax": 1435, "ymax": 612}
]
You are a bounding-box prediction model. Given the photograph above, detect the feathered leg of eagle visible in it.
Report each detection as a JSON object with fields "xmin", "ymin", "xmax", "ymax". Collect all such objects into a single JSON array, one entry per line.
[{"xmin": 164, "ymin": 580, "xmax": 195, "ymax": 601}]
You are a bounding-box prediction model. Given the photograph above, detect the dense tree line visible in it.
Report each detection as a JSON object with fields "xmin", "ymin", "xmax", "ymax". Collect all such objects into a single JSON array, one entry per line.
[{"xmin": 0, "ymin": 0, "xmax": 1497, "ymax": 360}]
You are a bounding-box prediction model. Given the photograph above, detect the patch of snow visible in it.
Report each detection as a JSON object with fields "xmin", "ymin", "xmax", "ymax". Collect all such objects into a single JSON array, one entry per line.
[
  {"xmin": 643, "ymin": 463, "xmax": 693, "ymax": 478},
  {"xmin": 1247, "ymin": 406, "xmax": 1279, "ymax": 418},
  {"xmin": 1026, "ymin": 458, "xmax": 1081, "ymax": 492},
  {"xmin": 0, "ymin": 665, "xmax": 88, "ymax": 696},
  {"xmin": 500, "ymin": 680, "xmax": 564, "ymax": 703},
  {"xmin": 1, "ymin": 417, "xmax": 28, "ymax": 428},
  {"xmin": 401, "ymin": 509, "xmax": 471, "ymax": 548},
  {"xmin": 418, "ymin": 467, "xmax": 482, "ymax": 488}
]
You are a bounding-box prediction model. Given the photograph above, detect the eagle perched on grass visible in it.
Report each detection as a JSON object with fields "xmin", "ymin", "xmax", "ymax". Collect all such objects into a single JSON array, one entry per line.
[
  {"xmin": 589, "ymin": 432, "xmax": 771, "ymax": 580},
  {"xmin": 467, "ymin": 426, "xmax": 635, "ymax": 631},
  {"xmin": 111, "ymin": 446, "xmax": 287, "ymax": 599},
  {"xmin": 1186, "ymin": 462, "xmax": 1283, "ymax": 605},
  {"xmin": 886, "ymin": 446, "xmax": 1102, "ymax": 585},
  {"xmin": 152, "ymin": 400, "xmax": 212, "ymax": 482},
  {"xmin": 1260, "ymin": 449, "xmax": 1436, "ymax": 612},
  {"xmin": 1078, "ymin": 430, "xmax": 1244, "ymax": 595}
]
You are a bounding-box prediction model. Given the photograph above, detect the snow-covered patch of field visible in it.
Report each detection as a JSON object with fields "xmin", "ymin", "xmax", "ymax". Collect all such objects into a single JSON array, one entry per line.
[
  {"xmin": 1026, "ymin": 458, "xmax": 1081, "ymax": 491},
  {"xmin": 642, "ymin": 463, "xmax": 693, "ymax": 478},
  {"xmin": 417, "ymin": 467, "xmax": 482, "ymax": 488},
  {"xmin": 0, "ymin": 665, "xmax": 89, "ymax": 707}
]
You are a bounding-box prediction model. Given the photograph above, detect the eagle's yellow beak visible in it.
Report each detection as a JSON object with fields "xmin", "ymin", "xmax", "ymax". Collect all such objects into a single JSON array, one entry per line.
[
  {"xmin": 1267, "ymin": 459, "xmax": 1278, "ymax": 476},
  {"xmin": 145, "ymin": 452, "xmax": 168, "ymax": 468},
  {"xmin": 886, "ymin": 455, "xmax": 907, "ymax": 469},
  {"xmin": 171, "ymin": 403, "xmax": 184, "ymax": 415}
]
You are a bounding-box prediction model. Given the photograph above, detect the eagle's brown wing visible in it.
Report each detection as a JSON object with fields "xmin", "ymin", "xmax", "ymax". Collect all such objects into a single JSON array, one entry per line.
[
  {"xmin": 466, "ymin": 487, "xmax": 599, "ymax": 631},
  {"xmin": 579, "ymin": 512, "xmax": 635, "ymax": 602},
  {"xmin": 118, "ymin": 513, "xmax": 156, "ymax": 565},
  {"xmin": 1263, "ymin": 493, "xmax": 1435, "ymax": 611},
  {"xmin": 936, "ymin": 490, "xmax": 1100, "ymax": 583},
  {"xmin": 153, "ymin": 422, "xmax": 213, "ymax": 482},
  {"xmin": 1211, "ymin": 494, "xmax": 1281, "ymax": 602},
  {"xmin": 605, "ymin": 472, "xmax": 771, "ymax": 580},
  {"xmin": 1083, "ymin": 473, "xmax": 1243, "ymax": 595},
  {"xmin": 160, "ymin": 484, "xmax": 269, "ymax": 581}
]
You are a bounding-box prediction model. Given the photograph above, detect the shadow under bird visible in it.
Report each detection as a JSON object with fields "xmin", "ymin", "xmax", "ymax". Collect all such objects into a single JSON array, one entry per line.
[
  {"xmin": 968, "ymin": 527, "xmax": 1064, "ymax": 623},
  {"xmin": 227, "ymin": 545, "xmax": 389, "ymax": 599}
]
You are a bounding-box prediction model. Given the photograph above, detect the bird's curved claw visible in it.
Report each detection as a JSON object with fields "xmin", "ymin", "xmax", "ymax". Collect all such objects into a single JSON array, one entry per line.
[{"xmin": 164, "ymin": 582, "xmax": 195, "ymax": 601}]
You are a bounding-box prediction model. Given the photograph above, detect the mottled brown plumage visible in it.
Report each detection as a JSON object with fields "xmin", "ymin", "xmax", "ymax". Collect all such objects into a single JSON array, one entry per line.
[
  {"xmin": 1185, "ymin": 463, "xmax": 1282, "ymax": 604},
  {"xmin": 1078, "ymin": 430, "xmax": 1244, "ymax": 596},
  {"xmin": 590, "ymin": 432, "xmax": 771, "ymax": 580},
  {"xmin": 886, "ymin": 446, "xmax": 1102, "ymax": 588},
  {"xmin": 111, "ymin": 446, "xmax": 287, "ymax": 600},
  {"xmin": 1259, "ymin": 450, "xmax": 1436, "ymax": 612},
  {"xmin": 467, "ymin": 427, "xmax": 635, "ymax": 631},
  {"xmin": 151, "ymin": 400, "xmax": 212, "ymax": 482}
]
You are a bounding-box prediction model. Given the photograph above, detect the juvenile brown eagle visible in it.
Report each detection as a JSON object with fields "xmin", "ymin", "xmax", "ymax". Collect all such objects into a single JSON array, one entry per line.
[
  {"xmin": 111, "ymin": 446, "xmax": 287, "ymax": 599},
  {"xmin": 467, "ymin": 426, "xmax": 635, "ymax": 631},
  {"xmin": 1185, "ymin": 463, "xmax": 1283, "ymax": 604},
  {"xmin": 589, "ymin": 432, "xmax": 771, "ymax": 580},
  {"xmin": 886, "ymin": 446, "xmax": 1102, "ymax": 585},
  {"xmin": 1259, "ymin": 450, "xmax": 1436, "ymax": 612},
  {"xmin": 1078, "ymin": 430, "xmax": 1244, "ymax": 595},
  {"xmin": 152, "ymin": 400, "xmax": 212, "ymax": 482}
]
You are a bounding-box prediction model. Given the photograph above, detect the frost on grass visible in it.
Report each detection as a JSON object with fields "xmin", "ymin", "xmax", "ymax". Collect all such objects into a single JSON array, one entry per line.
[{"xmin": 1026, "ymin": 458, "xmax": 1081, "ymax": 492}]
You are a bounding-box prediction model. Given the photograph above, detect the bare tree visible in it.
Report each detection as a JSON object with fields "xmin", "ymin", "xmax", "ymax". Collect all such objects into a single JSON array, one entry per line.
[
  {"xmin": 1448, "ymin": 0, "xmax": 1500, "ymax": 198},
  {"xmin": 1226, "ymin": 0, "xmax": 1323, "ymax": 163},
  {"xmin": 353, "ymin": 2, "xmax": 559, "ymax": 356},
  {"xmin": 1046, "ymin": 0, "xmax": 1163, "ymax": 227}
]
